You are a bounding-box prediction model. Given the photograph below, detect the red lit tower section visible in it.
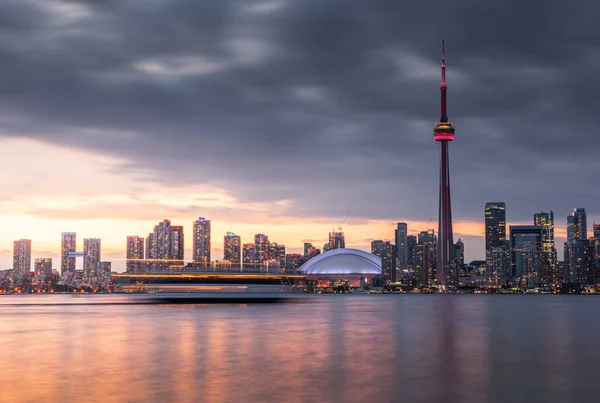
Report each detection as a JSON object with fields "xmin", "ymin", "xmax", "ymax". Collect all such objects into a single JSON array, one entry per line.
[{"xmin": 434, "ymin": 41, "xmax": 456, "ymax": 289}]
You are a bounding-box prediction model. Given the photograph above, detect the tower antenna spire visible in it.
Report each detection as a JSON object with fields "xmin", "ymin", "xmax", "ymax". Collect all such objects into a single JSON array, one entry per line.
[{"xmin": 441, "ymin": 40, "xmax": 446, "ymax": 87}]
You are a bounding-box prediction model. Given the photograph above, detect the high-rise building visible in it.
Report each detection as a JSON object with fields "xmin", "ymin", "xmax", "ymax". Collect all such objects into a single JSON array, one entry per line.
[
  {"xmin": 567, "ymin": 216, "xmax": 575, "ymax": 244},
  {"xmin": 171, "ymin": 226, "xmax": 185, "ymax": 261},
  {"xmin": 371, "ymin": 240, "xmax": 395, "ymax": 281},
  {"xmin": 534, "ymin": 211, "xmax": 556, "ymax": 284},
  {"xmin": 303, "ymin": 242, "xmax": 313, "ymax": 257},
  {"xmin": 573, "ymin": 208, "xmax": 587, "ymax": 241},
  {"xmin": 126, "ymin": 236, "xmax": 145, "ymax": 274},
  {"xmin": 224, "ymin": 232, "xmax": 241, "ymax": 266},
  {"xmin": 154, "ymin": 219, "xmax": 173, "ymax": 260},
  {"xmin": 569, "ymin": 240, "xmax": 592, "ymax": 285},
  {"xmin": 83, "ymin": 238, "xmax": 101, "ymax": 282},
  {"xmin": 415, "ymin": 230, "xmax": 436, "ymax": 286},
  {"xmin": 485, "ymin": 202, "xmax": 507, "ymax": 286},
  {"xmin": 242, "ymin": 243, "xmax": 258, "ymax": 267},
  {"xmin": 395, "ymin": 223, "xmax": 408, "ymax": 271},
  {"xmin": 434, "ymin": 42, "xmax": 456, "ymax": 288},
  {"xmin": 13, "ymin": 239, "xmax": 31, "ymax": 276},
  {"xmin": 145, "ymin": 233, "xmax": 156, "ymax": 260},
  {"xmin": 34, "ymin": 258, "xmax": 52, "ymax": 277},
  {"xmin": 454, "ymin": 239, "xmax": 464, "ymax": 267},
  {"xmin": 510, "ymin": 226, "xmax": 542, "ymax": 289},
  {"xmin": 254, "ymin": 234, "xmax": 270, "ymax": 264},
  {"xmin": 193, "ymin": 217, "xmax": 211, "ymax": 267},
  {"xmin": 269, "ymin": 243, "xmax": 286, "ymax": 268},
  {"xmin": 407, "ymin": 235, "xmax": 417, "ymax": 276},
  {"xmin": 285, "ymin": 254, "xmax": 303, "ymax": 272},
  {"xmin": 61, "ymin": 232, "xmax": 76, "ymax": 274},
  {"xmin": 594, "ymin": 224, "xmax": 600, "ymax": 239},
  {"xmin": 328, "ymin": 231, "xmax": 345, "ymax": 250},
  {"xmin": 99, "ymin": 261, "xmax": 112, "ymax": 282}
]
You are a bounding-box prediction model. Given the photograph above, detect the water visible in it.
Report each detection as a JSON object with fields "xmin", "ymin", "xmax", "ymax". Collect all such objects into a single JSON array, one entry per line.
[{"xmin": 1, "ymin": 294, "xmax": 599, "ymax": 403}]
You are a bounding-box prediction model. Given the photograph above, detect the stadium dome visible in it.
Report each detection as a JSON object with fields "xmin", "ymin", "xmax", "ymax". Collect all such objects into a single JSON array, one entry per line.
[{"xmin": 298, "ymin": 248, "xmax": 382, "ymax": 275}]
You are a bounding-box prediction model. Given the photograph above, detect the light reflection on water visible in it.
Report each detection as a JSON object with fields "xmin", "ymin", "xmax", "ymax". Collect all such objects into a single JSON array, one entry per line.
[{"xmin": 1, "ymin": 295, "xmax": 600, "ymax": 403}]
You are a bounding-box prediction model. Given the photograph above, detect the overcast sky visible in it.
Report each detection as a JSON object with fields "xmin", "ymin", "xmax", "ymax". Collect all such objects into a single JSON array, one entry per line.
[{"xmin": 0, "ymin": 0, "xmax": 598, "ymax": 270}]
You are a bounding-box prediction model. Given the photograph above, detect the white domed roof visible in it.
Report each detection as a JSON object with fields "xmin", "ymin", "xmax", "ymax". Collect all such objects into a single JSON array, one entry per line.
[{"xmin": 298, "ymin": 248, "xmax": 382, "ymax": 275}]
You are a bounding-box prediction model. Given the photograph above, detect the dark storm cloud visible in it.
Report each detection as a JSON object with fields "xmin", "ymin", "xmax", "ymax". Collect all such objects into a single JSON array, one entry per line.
[{"xmin": 1, "ymin": 0, "xmax": 600, "ymax": 232}]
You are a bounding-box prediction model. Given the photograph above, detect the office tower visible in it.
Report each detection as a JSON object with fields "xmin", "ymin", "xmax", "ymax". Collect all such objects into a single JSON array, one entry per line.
[
  {"xmin": 83, "ymin": 238, "xmax": 101, "ymax": 282},
  {"xmin": 12, "ymin": 239, "xmax": 31, "ymax": 276},
  {"xmin": 534, "ymin": 211, "xmax": 557, "ymax": 284},
  {"xmin": 567, "ymin": 216, "xmax": 575, "ymax": 243},
  {"xmin": 171, "ymin": 226, "xmax": 185, "ymax": 261},
  {"xmin": 307, "ymin": 246, "xmax": 320, "ymax": 259},
  {"xmin": 126, "ymin": 236, "xmax": 145, "ymax": 274},
  {"xmin": 34, "ymin": 258, "xmax": 52, "ymax": 277},
  {"xmin": 285, "ymin": 254, "xmax": 303, "ymax": 272},
  {"xmin": 328, "ymin": 231, "xmax": 345, "ymax": 250},
  {"xmin": 591, "ymin": 238, "xmax": 600, "ymax": 284},
  {"xmin": 454, "ymin": 239, "xmax": 464, "ymax": 267},
  {"xmin": 573, "ymin": 208, "xmax": 587, "ymax": 241},
  {"xmin": 593, "ymin": 224, "xmax": 600, "ymax": 239},
  {"xmin": 407, "ymin": 235, "xmax": 417, "ymax": 276},
  {"xmin": 434, "ymin": 42, "xmax": 456, "ymax": 288},
  {"xmin": 154, "ymin": 219, "xmax": 173, "ymax": 260},
  {"xmin": 395, "ymin": 223, "xmax": 408, "ymax": 271},
  {"xmin": 303, "ymin": 242, "xmax": 313, "ymax": 257},
  {"xmin": 193, "ymin": 217, "xmax": 211, "ymax": 267},
  {"xmin": 254, "ymin": 234, "xmax": 270, "ymax": 264},
  {"xmin": 510, "ymin": 226, "xmax": 543, "ymax": 289},
  {"xmin": 415, "ymin": 230, "xmax": 436, "ymax": 286},
  {"xmin": 371, "ymin": 240, "xmax": 395, "ymax": 281},
  {"xmin": 242, "ymin": 243, "xmax": 257, "ymax": 267},
  {"xmin": 61, "ymin": 232, "xmax": 76, "ymax": 274},
  {"xmin": 224, "ymin": 232, "xmax": 241, "ymax": 266},
  {"xmin": 485, "ymin": 202, "xmax": 507, "ymax": 286},
  {"xmin": 269, "ymin": 243, "xmax": 286, "ymax": 268}
]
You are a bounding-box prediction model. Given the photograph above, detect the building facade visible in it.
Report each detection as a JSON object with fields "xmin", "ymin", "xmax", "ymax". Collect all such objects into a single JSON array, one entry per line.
[
  {"xmin": 395, "ymin": 223, "xmax": 408, "ymax": 272},
  {"xmin": 13, "ymin": 239, "xmax": 32, "ymax": 276},
  {"xmin": 126, "ymin": 236, "xmax": 145, "ymax": 274},
  {"xmin": 83, "ymin": 238, "xmax": 101, "ymax": 282},
  {"xmin": 510, "ymin": 226, "xmax": 542, "ymax": 289},
  {"xmin": 61, "ymin": 232, "xmax": 76, "ymax": 274},
  {"xmin": 328, "ymin": 231, "xmax": 345, "ymax": 250},
  {"xmin": 224, "ymin": 232, "xmax": 241, "ymax": 266},
  {"xmin": 34, "ymin": 258, "xmax": 53, "ymax": 277},
  {"xmin": 534, "ymin": 211, "xmax": 557, "ymax": 284},
  {"xmin": 485, "ymin": 202, "xmax": 507, "ymax": 286},
  {"xmin": 193, "ymin": 217, "xmax": 211, "ymax": 267}
]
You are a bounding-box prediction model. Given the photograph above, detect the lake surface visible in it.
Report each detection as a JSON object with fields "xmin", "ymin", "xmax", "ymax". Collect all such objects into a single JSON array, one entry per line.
[{"xmin": 1, "ymin": 294, "xmax": 599, "ymax": 403}]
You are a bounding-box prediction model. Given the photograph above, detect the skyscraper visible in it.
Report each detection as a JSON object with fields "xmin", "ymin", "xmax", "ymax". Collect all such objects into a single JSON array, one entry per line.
[
  {"xmin": 454, "ymin": 239, "xmax": 464, "ymax": 267},
  {"xmin": 371, "ymin": 240, "xmax": 395, "ymax": 281},
  {"xmin": 269, "ymin": 242, "xmax": 286, "ymax": 268},
  {"xmin": 416, "ymin": 230, "xmax": 436, "ymax": 286},
  {"xmin": 34, "ymin": 258, "xmax": 52, "ymax": 277},
  {"xmin": 573, "ymin": 208, "xmax": 587, "ymax": 241},
  {"xmin": 13, "ymin": 239, "xmax": 31, "ymax": 276},
  {"xmin": 126, "ymin": 236, "xmax": 145, "ymax": 274},
  {"xmin": 61, "ymin": 232, "xmax": 76, "ymax": 274},
  {"xmin": 534, "ymin": 211, "xmax": 556, "ymax": 284},
  {"xmin": 242, "ymin": 243, "xmax": 257, "ymax": 267},
  {"xmin": 328, "ymin": 231, "xmax": 345, "ymax": 250},
  {"xmin": 193, "ymin": 217, "xmax": 211, "ymax": 267},
  {"xmin": 83, "ymin": 238, "xmax": 101, "ymax": 282},
  {"xmin": 485, "ymin": 202, "xmax": 507, "ymax": 286},
  {"xmin": 407, "ymin": 235, "xmax": 417, "ymax": 277},
  {"xmin": 254, "ymin": 234, "xmax": 270, "ymax": 264},
  {"xmin": 594, "ymin": 223, "xmax": 600, "ymax": 239},
  {"xmin": 154, "ymin": 219, "xmax": 173, "ymax": 260},
  {"xmin": 171, "ymin": 226, "xmax": 185, "ymax": 262},
  {"xmin": 224, "ymin": 232, "xmax": 241, "ymax": 266},
  {"xmin": 434, "ymin": 42, "xmax": 456, "ymax": 288},
  {"xmin": 510, "ymin": 226, "xmax": 543, "ymax": 289},
  {"xmin": 395, "ymin": 223, "xmax": 408, "ymax": 271}
]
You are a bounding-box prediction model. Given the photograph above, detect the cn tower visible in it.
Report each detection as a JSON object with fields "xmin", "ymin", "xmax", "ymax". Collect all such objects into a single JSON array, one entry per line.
[{"xmin": 433, "ymin": 41, "xmax": 456, "ymax": 289}]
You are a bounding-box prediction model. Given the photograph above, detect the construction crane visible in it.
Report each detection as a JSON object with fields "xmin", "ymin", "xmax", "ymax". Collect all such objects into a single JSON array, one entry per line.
[{"xmin": 338, "ymin": 210, "xmax": 351, "ymax": 232}]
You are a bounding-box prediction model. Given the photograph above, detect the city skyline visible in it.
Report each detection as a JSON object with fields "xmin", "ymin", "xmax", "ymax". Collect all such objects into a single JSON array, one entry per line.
[{"xmin": 0, "ymin": 2, "xmax": 598, "ymax": 271}]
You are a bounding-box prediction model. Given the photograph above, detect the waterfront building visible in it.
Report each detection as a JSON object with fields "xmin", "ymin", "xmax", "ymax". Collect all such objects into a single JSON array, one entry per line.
[
  {"xmin": 269, "ymin": 242, "xmax": 286, "ymax": 268},
  {"xmin": 454, "ymin": 239, "xmax": 464, "ymax": 267},
  {"xmin": 485, "ymin": 202, "xmax": 507, "ymax": 286},
  {"xmin": 126, "ymin": 236, "xmax": 144, "ymax": 274},
  {"xmin": 534, "ymin": 211, "xmax": 557, "ymax": 284},
  {"xmin": 594, "ymin": 223, "xmax": 600, "ymax": 239},
  {"xmin": 61, "ymin": 232, "xmax": 76, "ymax": 274},
  {"xmin": 254, "ymin": 234, "xmax": 270, "ymax": 264},
  {"xmin": 416, "ymin": 230, "xmax": 436, "ymax": 286},
  {"xmin": 34, "ymin": 258, "xmax": 52, "ymax": 277},
  {"xmin": 573, "ymin": 208, "xmax": 587, "ymax": 241},
  {"xmin": 242, "ymin": 243, "xmax": 258, "ymax": 267},
  {"xmin": 371, "ymin": 240, "xmax": 395, "ymax": 281},
  {"xmin": 171, "ymin": 226, "xmax": 185, "ymax": 261},
  {"xmin": 510, "ymin": 226, "xmax": 543, "ymax": 288},
  {"xmin": 224, "ymin": 232, "xmax": 241, "ymax": 266},
  {"xmin": 407, "ymin": 235, "xmax": 417, "ymax": 277},
  {"xmin": 83, "ymin": 238, "xmax": 101, "ymax": 282},
  {"xmin": 565, "ymin": 209, "xmax": 588, "ymax": 283},
  {"xmin": 395, "ymin": 223, "xmax": 408, "ymax": 272},
  {"xmin": 569, "ymin": 240, "xmax": 592, "ymax": 285},
  {"xmin": 285, "ymin": 254, "xmax": 303, "ymax": 272},
  {"xmin": 434, "ymin": 42, "xmax": 456, "ymax": 288},
  {"xmin": 193, "ymin": 217, "xmax": 211, "ymax": 267},
  {"xmin": 13, "ymin": 239, "xmax": 32, "ymax": 276}
]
